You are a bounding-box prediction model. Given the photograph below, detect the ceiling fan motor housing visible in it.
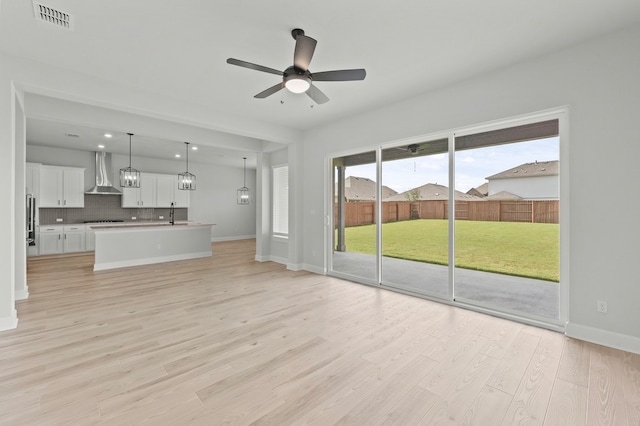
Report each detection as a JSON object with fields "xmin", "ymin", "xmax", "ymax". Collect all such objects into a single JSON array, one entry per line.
[{"xmin": 284, "ymin": 66, "xmax": 311, "ymax": 93}]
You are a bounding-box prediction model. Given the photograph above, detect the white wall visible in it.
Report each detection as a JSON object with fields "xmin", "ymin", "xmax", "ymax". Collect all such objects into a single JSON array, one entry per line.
[
  {"xmin": 489, "ymin": 175, "xmax": 559, "ymax": 199},
  {"xmin": 301, "ymin": 25, "xmax": 640, "ymax": 353},
  {"xmin": 26, "ymin": 145, "xmax": 256, "ymax": 241}
]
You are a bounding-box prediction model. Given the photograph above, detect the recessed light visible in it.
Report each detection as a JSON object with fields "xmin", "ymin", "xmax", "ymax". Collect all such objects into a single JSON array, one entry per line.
[
  {"xmin": 104, "ymin": 133, "xmax": 112, "ymax": 138},
  {"xmin": 98, "ymin": 144, "xmax": 105, "ymax": 149},
  {"xmin": 191, "ymin": 146, "xmax": 198, "ymax": 150},
  {"xmin": 175, "ymin": 154, "xmax": 181, "ymax": 158}
]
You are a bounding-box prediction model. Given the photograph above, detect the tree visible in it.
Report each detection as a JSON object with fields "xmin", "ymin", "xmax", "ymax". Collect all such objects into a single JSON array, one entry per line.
[{"xmin": 404, "ymin": 188, "xmax": 421, "ymax": 201}]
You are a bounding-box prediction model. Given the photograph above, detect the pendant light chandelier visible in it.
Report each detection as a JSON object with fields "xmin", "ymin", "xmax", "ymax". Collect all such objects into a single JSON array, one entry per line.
[
  {"xmin": 178, "ymin": 142, "xmax": 196, "ymax": 190},
  {"xmin": 237, "ymin": 157, "xmax": 250, "ymax": 205},
  {"xmin": 120, "ymin": 133, "xmax": 140, "ymax": 188}
]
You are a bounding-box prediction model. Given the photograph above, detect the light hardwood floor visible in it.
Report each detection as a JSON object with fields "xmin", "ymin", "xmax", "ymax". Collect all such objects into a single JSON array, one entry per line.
[{"xmin": 2, "ymin": 239, "xmax": 639, "ymax": 424}]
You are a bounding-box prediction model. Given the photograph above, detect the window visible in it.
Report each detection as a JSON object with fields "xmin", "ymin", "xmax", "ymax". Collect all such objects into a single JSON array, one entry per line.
[{"xmin": 272, "ymin": 165, "xmax": 289, "ymax": 236}]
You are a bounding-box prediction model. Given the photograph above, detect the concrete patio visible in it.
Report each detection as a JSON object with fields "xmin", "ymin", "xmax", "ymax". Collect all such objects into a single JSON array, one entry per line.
[{"xmin": 331, "ymin": 251, "xmax": 559, "ymax": 320}]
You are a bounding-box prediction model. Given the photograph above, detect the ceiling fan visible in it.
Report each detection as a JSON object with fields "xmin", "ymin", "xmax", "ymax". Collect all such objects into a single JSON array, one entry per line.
[{"xmin": 226, "ymin": 28, "xmax": 366, "ymax": 105}]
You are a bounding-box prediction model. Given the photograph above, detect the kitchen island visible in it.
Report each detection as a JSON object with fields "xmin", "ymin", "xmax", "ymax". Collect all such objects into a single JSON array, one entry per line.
[{"xmin": 91, "ymin": 222, "xmax": 213, "ymax": 271}]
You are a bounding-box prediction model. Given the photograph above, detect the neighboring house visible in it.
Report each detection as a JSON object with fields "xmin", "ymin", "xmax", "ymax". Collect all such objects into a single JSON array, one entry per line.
[
  {"xmin": 466, "ymin": 182, "xmax": 488, "ymax": 198},
  {"xmin": 486, "ymin": 160, "xmax": 559, "ymax": 200},
  {"xmin": 484, "ymin": 191, "xmax": 522, "ymax": 200},
  {"xmin": 340, "ymin": 176, "xmax": 398, "ymax": 201},
  {"xmin": 384, "ymin": 183, "xmax": 481, "ymax": 201}
]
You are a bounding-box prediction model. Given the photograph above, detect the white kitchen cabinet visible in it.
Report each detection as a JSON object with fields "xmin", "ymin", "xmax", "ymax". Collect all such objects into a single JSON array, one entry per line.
[
  {"xmin": 63, "ymin": 225, "xmax": 86, "ymax": 253},
  {"xmin": 155, "ymin": 174, "xmax": 174, "ymax": 207},
  {"xmin": 156, "ymin": 174, "xmax": 190, "ymax": 208},
  {"xmin": 121, "ymin": 173, "xmax": 156, "ymax": 207},
  {"xmin": 39, "ymin": 226, "xmax": 63, "ymax": 254},
  {"xmin": 39, "ymin": 166, "xmax": 85, "ymax": 208},
  {"xmin": 39, "ymin": 225, "xmax": 86, "ymax": 254},
  {"xmin": 173, "ymin": 175, "xmax": 190, "ymax": 208}
]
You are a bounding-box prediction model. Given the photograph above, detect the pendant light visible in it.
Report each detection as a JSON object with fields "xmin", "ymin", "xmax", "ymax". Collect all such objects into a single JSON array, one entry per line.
[
  {"xmin": 178, "ymin": 142, "xmax": 196, "ymax": 190},
  {"xmin": 120, "ymin": 133, "xmax": 140, "ymax": 188},
  {"xmin": 237, "ymin": 157, "xmax": 250, "ymax": 205}
]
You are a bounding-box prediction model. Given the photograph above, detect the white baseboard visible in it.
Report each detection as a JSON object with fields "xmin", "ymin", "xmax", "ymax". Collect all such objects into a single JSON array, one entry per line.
[
  {"xmin": 254, "ymin": 255, "xmax": 289, "ymax": 266},
  {"xmin": 287, "ymin": 263, "xmax": 303, "ymax": 271},
  {"xmin": 211, "ymin": 235, "xmax": 256, "ymax": 242},
  {"xmin": 269, "ymin": 255, "xmax": 288, "ymax": 265},
  {"xmin": 565, "ymin": 322, "xmax": 640, "ymax": 355},
  {"xmin": 303, "ymin": 263, "xmax": 326, "ymax": 275},
  {"xmin": 15, "ymin": 288, "xmax": 29, "ymax": 300},
  {"xmin": 0, "ymin": 309, "xmax": 18, "ymax": 331}
]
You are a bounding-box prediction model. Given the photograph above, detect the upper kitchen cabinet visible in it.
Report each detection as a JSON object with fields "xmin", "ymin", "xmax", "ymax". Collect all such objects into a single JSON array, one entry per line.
[
  {"xmin": 121, "ymin": 172, "xmax": 156, "ymax": 208},
  {"xmin": 173, "ymin": 176, "xmax": 190, "ymax": 208},
  {"xmin": 123, "ymin": 173, "xmax": 189, "ymax": 208},
  {"xmin": 39, "ymin": 165, "xmax": 85, "ymax": 208},
  {"xmin": 156, "ymin": 174, "xmax": 190, "ymax": 208},
  {"xmin": 155, "ymin": 174, "xmax": 174, "ymax": 207}
]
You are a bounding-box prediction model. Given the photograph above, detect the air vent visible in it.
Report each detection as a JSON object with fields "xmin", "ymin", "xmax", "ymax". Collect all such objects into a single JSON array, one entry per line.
[
  {"xmin": 32, "ymin": 1, "xmax": 73, "ymax": 30},
  {"xmin": 65, "ymin": 133, "xmax": 79, "ymax": 138}
]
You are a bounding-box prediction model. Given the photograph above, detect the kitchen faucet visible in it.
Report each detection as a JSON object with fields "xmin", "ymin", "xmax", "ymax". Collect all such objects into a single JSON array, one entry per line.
[{"xmin": 169, "ymin": 202, "xmax": 175, "ymax": 225}]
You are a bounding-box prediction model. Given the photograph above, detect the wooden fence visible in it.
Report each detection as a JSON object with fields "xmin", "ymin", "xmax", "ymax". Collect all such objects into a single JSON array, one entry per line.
[{"xmin": 335, "ymin": 200, "xmax": 558, "ymax": 227}]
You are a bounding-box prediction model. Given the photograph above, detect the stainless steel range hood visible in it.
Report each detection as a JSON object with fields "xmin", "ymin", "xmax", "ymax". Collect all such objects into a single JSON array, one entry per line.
[{"xmin": 85, "ymin": 152, "xmax": 122, "ymax": 195}]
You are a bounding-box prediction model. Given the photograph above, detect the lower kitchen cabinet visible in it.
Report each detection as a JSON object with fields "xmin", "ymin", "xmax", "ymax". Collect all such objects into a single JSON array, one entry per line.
[
  {"xmin": 39, "ymin": 226, "xmax": 63, "ymax": 255},
  {"xmin": 39, "ymin": 225, "xmax": 86, "ymax": 254},
  {"xmin": 63, "ymin": 225, "xmax": 86, "ymax": 253}
]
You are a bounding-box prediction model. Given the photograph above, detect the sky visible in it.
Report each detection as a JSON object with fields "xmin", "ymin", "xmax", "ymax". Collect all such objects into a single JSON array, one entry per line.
[{"xmin": 344, "ymin": 137, "xmax": 559, "ymax": 193}]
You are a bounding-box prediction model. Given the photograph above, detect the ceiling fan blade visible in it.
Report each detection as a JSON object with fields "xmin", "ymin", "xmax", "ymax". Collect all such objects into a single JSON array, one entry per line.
[
  {"xmin": 226, "ymin": 58, "xmax": 282, "ymax": 76},
  {"xmin": 254, "ymin": 82, "xmax": 285, "ymax": 99},
  {"xmin": 293, "ymin": 35, "xmax": 317, "ymax": 71},
  {"xmin": 312, "ymin": 69, "xmax": 366, "ymax": 82},
  {"xmin": 306, "ymin": 84, "xmax": 329, "ymax": 104}
]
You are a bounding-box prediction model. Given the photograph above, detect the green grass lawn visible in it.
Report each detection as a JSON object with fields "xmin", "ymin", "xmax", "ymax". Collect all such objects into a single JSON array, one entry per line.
[{"xmin": 342, "ymin": 219, "xmax": 559, "ymax": 282}]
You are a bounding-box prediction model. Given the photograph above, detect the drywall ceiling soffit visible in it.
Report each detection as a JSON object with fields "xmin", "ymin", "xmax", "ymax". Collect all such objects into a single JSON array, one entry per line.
[
  {"xmin": 24, "ymin": 93, "xmax": 266, "ymax": 151},
  {"xmin": 26, "ymin": 117, "xmax": 260, "ymax": 168},
  {"xmin": 2, "ymin": 1, "xmax": 640, "ymax": 135}
]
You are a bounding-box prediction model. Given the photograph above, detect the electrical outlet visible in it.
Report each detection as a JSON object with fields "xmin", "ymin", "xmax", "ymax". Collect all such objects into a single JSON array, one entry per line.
[
  {"xmin": 159, "ymin": 216, "xmax": 164, "ymax": 219},
  {"xmin": 131, "ymin": 216, "xmax": 136, "ymax": 220},
  {"xmin": 56, "ymin": 218, "xmax": 63, "ymax": 222},
  {"xmin": 597, "ymin": 300, "xmax": 608, "ymax": 313}
]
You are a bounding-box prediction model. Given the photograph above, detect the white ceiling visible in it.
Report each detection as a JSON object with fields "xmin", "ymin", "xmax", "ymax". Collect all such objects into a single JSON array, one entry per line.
[{"xmin": 2, "ymin": 1, "xmax": 639, "ymax": 164}]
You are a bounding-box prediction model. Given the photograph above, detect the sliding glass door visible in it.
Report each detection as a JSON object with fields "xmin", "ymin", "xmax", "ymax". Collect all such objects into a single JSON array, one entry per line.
[
  {"xmin": 380, "ymin": 139, "xmax": 450, "ymax": 299},
  {"xmin": 453, "ymin": 122, "xmax": 560, "ymax": 320},
  {"xmin": 328, "ymin": 114, "xmax": 563, "ymax": 325},
  {"xmin": 331, "ymin": 151, "xmax": 378, "ymax": 284}
]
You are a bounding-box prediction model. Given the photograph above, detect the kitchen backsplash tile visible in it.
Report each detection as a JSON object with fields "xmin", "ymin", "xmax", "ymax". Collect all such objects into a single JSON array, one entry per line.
[{"xmin": 39, "ymin": 194, "xmax": 187, "ymax": 224}]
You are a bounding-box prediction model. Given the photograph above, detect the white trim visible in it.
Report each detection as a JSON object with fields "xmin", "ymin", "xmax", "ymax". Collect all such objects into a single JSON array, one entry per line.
[
  {"xmin": 304, "ymin": 263, "xmax": 325, "ymax": 275},
  {"xmin": 566, "ymin": 322, "xmax": 640, "ymax": 355},
  {"xmin": 93, "ymin": 252, "xmax": 211, "ymax": 271},
  {"xmin": 452, "ymin": 106, "xmax": 569, "ymax": 138},
  {"xmin": 0, "ymin": 309, "xmax": 18, "ymax": 331},
  {"xmin": 211, "ymin": 234, "xmax": 256, "ymax": 242},
  {"xmin": 286, "ymin": 263, "xmax": 303, "ymax": 271},
  {"xmin": 269, "ymin": 255, "xmax": 288, "ymax": 265},
  {"xmin": 255, "ymin": 254, "xmax": 271, "ymax": 262},
  {"xmin": 15, "ymin": 288, "xmax": 29, "ymax": 300}
]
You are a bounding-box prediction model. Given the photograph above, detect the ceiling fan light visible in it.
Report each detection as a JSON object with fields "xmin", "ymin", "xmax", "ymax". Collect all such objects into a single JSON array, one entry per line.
[{"xmin": 285, "ymin": 75, "xmax": 311, "ymax": 93}]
